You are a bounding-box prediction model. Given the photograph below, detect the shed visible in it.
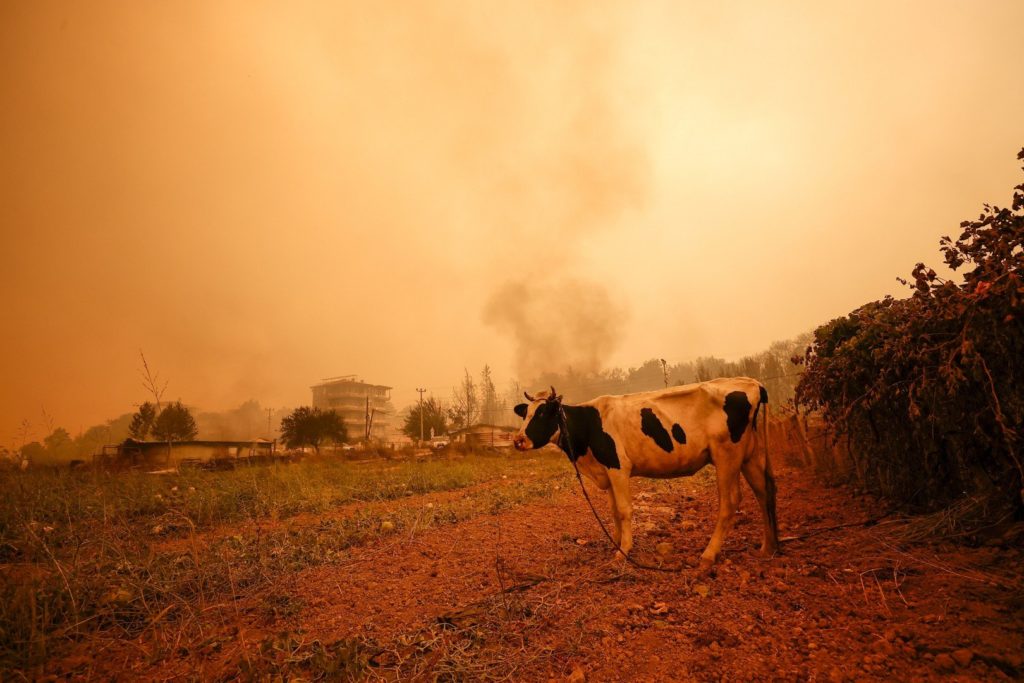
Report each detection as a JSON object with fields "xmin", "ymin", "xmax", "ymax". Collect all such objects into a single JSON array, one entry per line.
[
  {"xmin": 448, "ymin": 424, "xmax": 516, "ymax": 449},
  {"xmin": 97, "ymin": 439, "xmax": 277, "ymax": 469}
]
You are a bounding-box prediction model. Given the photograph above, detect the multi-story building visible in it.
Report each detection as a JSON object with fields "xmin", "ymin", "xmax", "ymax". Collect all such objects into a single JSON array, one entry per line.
[{"xmin": 311, "ymin": 376, "xmax": 393, "ymax": 442}]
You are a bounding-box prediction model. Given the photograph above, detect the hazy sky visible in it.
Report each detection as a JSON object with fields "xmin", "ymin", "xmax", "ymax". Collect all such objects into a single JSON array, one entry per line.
[{"xmin": 2, "ymin": 1, "xmax": 1022, "ymax": 444}]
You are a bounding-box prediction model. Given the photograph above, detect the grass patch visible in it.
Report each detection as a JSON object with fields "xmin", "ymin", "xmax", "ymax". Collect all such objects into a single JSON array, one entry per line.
[{"xmin": 0, "ymin": 451, "xmax": 571, "ymax": 675}]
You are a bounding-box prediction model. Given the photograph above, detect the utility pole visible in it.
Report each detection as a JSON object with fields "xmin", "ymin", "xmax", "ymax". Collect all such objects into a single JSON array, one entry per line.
[
  {"xmin": 416, "ymin": 387, "xmax": 426, "ymax": 443},
  {"xmin": 266, "ymin": 408, "xmax": 273, "ymax": 438},
  {"xmin": 660, "ymin": 358, "xmax": 669, "ymax": 388}
]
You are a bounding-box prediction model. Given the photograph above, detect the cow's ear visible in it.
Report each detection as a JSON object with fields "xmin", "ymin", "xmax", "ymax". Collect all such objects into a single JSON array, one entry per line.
[{"xmin": 513, "ymin": 403, "xmax": 528, "ymax": 419}]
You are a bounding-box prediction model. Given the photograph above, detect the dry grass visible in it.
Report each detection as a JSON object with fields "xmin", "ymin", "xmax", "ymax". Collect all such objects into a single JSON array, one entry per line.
[{"xmin": 0, "ymin": 451, "xmax": 571, "ymax": 675}]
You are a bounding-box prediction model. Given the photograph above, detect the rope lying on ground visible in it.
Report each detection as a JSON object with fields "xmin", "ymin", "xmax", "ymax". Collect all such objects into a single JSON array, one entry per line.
[{"xmin": 777, "ymin": 513, "xmax": 902, "ymax": 542}]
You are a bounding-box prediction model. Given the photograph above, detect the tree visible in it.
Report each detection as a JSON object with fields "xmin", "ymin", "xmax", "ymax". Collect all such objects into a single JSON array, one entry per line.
[
  {"xmin": 479, "ymin": 365, "xmax": 501, "ymax": 424},
  {"xmin": 280, "ymin": 406, "xmax": 347, "ymax": 453},
  {"xmin": 43, "ymin": 427, "xmax": 75, "ymax": 461},
  {"xmin": 448, "ymin": 369, "xmax": 478, "ymax": 430},
  {"xmin": 151, "ymin": 402, "xmax": 199, "ymax": 442},
  {"xmin": 128, "ymin": 402, "xmax": 158, "ymax": 439},
  {"xmin": 403, "ymin": 397, "xmax": 448, "ymax": 441},
  {"xmin": 19, "ymin": 441, "xmax": 45, "ymax": 465}
]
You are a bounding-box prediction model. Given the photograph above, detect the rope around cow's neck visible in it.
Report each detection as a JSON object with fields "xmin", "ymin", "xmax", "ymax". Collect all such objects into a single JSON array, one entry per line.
[{"xmin": 557, "ymin": 403, "xmax": 681, "ymax": 573}]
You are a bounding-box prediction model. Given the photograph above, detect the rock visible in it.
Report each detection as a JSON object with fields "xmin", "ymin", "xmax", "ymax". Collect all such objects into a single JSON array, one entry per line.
[
  {"xmin": 934, "ymin": 654, "xmax": 955, "ymax": 671},
  {"xmin": 693, "ymin": 584, "xmax": 710, "ymax": 598},
  {"xmin": 827, "ymin": 667, "xmax": 845, "ymax": 683},
  {"xmin": 380, "ymin": 520, "xmax": 395, "ymax": 533},
  {"xmin": 627, "ymin": 603, "xmax": 644, "ymax": 613},
  {"xmin": 567, "ymin": 664, "xmax": 586, "ymax": 682},
  {"xmin": 951, "ymin": 649, "xmax": 973, "ymax": 667},
  {"xmin": 650, "ymin": 602, "xmax": 669, "ymax": 615},
  {"xmin": 652, "ymin": 619, "xmax": 669, "ymax": 629},
  {"xmin": 575, "ymin": 538, "xmax": 589, "ymax": 546},
  {"xmin": 656, "ymin": 542, "xmax": 672, "ymax": 556},
  {"xmin": 681, "ymin": 520, "xmax": 697, "ymax": 531}
]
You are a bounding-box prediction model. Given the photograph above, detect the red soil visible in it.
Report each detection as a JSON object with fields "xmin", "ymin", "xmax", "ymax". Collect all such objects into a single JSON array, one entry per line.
[{"xmin": 46, "ymin": 465, "xmax": 1023, "ymax": 681}]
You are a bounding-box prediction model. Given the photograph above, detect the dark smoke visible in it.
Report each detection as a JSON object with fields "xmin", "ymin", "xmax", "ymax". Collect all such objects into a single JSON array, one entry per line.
[{"xmin": 482, "ymin": 277, "xmax": 628, "ymax": 382}]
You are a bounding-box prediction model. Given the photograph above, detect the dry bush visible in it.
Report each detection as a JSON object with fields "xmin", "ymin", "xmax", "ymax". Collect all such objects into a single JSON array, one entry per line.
[{"xmin": 796, "ymin": 148, "xmax": 1024, "ymax": 521}]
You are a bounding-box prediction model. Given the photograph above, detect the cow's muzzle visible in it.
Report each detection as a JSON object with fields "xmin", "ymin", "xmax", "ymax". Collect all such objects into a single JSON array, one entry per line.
[{"xmin": 513, "ymin": 435, "xmax": 531, "ymax": 451}]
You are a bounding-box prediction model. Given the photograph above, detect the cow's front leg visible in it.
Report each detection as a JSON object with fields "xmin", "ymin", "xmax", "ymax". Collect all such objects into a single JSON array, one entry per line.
[
  {"xmin": 607, "ymin": 489, "xmax": 622, "ymax": 547},
  {"xmin": 607, "ymin": 468, "xmax": 633, "ymax": 556}
]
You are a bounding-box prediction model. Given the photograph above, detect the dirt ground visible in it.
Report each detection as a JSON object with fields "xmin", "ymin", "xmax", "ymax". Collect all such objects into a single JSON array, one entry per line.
[{"xmin": 46, "ymin": 464, "xmax": 1024, "ymax": 681}]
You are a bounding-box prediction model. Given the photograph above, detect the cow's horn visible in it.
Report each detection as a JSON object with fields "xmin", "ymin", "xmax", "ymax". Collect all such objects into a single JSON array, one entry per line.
[
  {"xmin": 524, "ymin": 391, "xmax": 535, "ymax": 402},
  {"xmin": 549, "ymin": 386, "xmax": 558, "ymax": 402}
]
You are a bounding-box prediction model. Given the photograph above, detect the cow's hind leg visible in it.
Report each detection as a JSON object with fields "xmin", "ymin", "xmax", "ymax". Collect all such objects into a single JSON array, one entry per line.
[
  {"xmin": 741, "ymin": 449, "xmax": 779, "ymax": 557},
  {"xmin": 699, "ymin": 446, "xmax": 743, "ymax": 573}
]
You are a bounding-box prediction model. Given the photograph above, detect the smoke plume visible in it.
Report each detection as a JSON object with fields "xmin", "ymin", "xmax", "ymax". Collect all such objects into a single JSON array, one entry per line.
[{"xmin": 483, "ymin": 277, "xmax": 628, "ymax": 383}]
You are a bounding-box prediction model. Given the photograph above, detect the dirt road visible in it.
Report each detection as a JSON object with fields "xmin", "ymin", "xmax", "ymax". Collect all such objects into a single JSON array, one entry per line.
[{"xmin": 47, "ymin": 465, "xmax": 1023, "ymax": 681}]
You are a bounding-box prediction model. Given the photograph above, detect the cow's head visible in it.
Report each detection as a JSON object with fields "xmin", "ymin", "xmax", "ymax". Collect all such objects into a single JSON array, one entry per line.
[{"xmin": 512, "ymin": 386, "xmax": 563, "ymax": 451}]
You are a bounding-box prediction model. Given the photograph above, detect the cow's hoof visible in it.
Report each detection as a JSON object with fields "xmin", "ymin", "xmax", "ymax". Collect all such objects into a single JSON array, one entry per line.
[
  {"xmin": 697, "ymin": 557, "xmax": 715, "ymax": 576},
  {"xmin": 758, "ymin": 544, "xmax": 779, "ymax": 558}
]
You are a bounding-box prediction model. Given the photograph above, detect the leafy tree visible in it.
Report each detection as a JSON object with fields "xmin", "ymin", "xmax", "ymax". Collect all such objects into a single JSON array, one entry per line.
[
  {"xmin": 403, "ymin": 397, "xmax": 448, "ymax": 441},
  {"xmin": 43, "ymin": 427, "xmax": 75, "ymax": 461},
  {"xmin": 151, "ymin": 402, "xmax": 199, "ymax": 442},
  {"xmin": 19, "ymin": 441, "xmax": 45, "ymax": 465},
  {"xmin": 196, "ymin": 399, "xmax": 268, "ymax": 440},
  {"xmin": 280, "ymin": 407, "xmax": 347, "ymax": 453},
  {"xmin": 128, "ymin": 402, "xmax": 158, "ymax": 439},
  {"xmin": 73, "ymin": 413, "xmax": 133, "ymax": 458}
]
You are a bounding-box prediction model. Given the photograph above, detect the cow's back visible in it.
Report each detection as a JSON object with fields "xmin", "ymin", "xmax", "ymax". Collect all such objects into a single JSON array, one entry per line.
[{"xmin": 584, "ymin": 377, "xmax": 764, "ymax": 477}]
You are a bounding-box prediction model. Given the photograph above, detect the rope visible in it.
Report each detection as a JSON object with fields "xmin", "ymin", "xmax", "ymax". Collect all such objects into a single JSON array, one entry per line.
[{"xmin": 558, "ymin": 403, "xmax": 682, "ymax": 572}]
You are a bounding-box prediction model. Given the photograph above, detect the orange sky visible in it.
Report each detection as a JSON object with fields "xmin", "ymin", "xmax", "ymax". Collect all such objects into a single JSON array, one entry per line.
[{"xmin": 2, "ymin": 1, "xmax": 1023, "ymax": 444}]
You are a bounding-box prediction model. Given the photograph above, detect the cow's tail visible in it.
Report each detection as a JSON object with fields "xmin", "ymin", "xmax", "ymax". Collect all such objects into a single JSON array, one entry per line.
[{"xmin": 758, "ymin": 384, "xmax": 780, "ymax": 545}]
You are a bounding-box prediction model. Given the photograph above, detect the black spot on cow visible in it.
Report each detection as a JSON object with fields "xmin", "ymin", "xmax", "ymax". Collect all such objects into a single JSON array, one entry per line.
[
  {"xmin": 558, "ymin": 405, "xmax": 621, "ymax": 469},
  {"xmin": 514, "ymin": 403, "xmax": 528, "ymax": 419},
  {"xmin": 640, "ymin": 408, "xmax": 673, "ymax": 453},
  {"xmin": 759, "ymin": 386, "xmax": 769, "ymax": 405},
  {"xmin": 724, "ymin": 391, "xmax": 752, "ymax": 443},
  {"xmin": 671, "ymin": 423, "xmax": 686, "ymax": 444}
]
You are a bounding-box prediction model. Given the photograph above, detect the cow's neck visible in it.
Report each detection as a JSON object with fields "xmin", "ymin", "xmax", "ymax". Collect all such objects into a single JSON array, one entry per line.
[{"xmin": 555, "ymin": 405, "xmax": 590, "ymax": 462}]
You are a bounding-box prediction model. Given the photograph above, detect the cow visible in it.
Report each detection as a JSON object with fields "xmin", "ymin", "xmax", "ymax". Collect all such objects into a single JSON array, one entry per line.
[{"xmin": 513, "ymin": 377, "xmax": 778, "ymax": 573}]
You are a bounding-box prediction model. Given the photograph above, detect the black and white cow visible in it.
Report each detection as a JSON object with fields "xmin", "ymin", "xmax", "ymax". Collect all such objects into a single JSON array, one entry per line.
[{"xmin": 513, "ymin": 377, "xmax": 778, "ymax": 572}]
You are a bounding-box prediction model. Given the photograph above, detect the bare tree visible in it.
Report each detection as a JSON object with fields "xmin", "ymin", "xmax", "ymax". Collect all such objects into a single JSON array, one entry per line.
[{"xmin": 139, "ymin": 349, "xmax": 168, "ymax": 412}]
